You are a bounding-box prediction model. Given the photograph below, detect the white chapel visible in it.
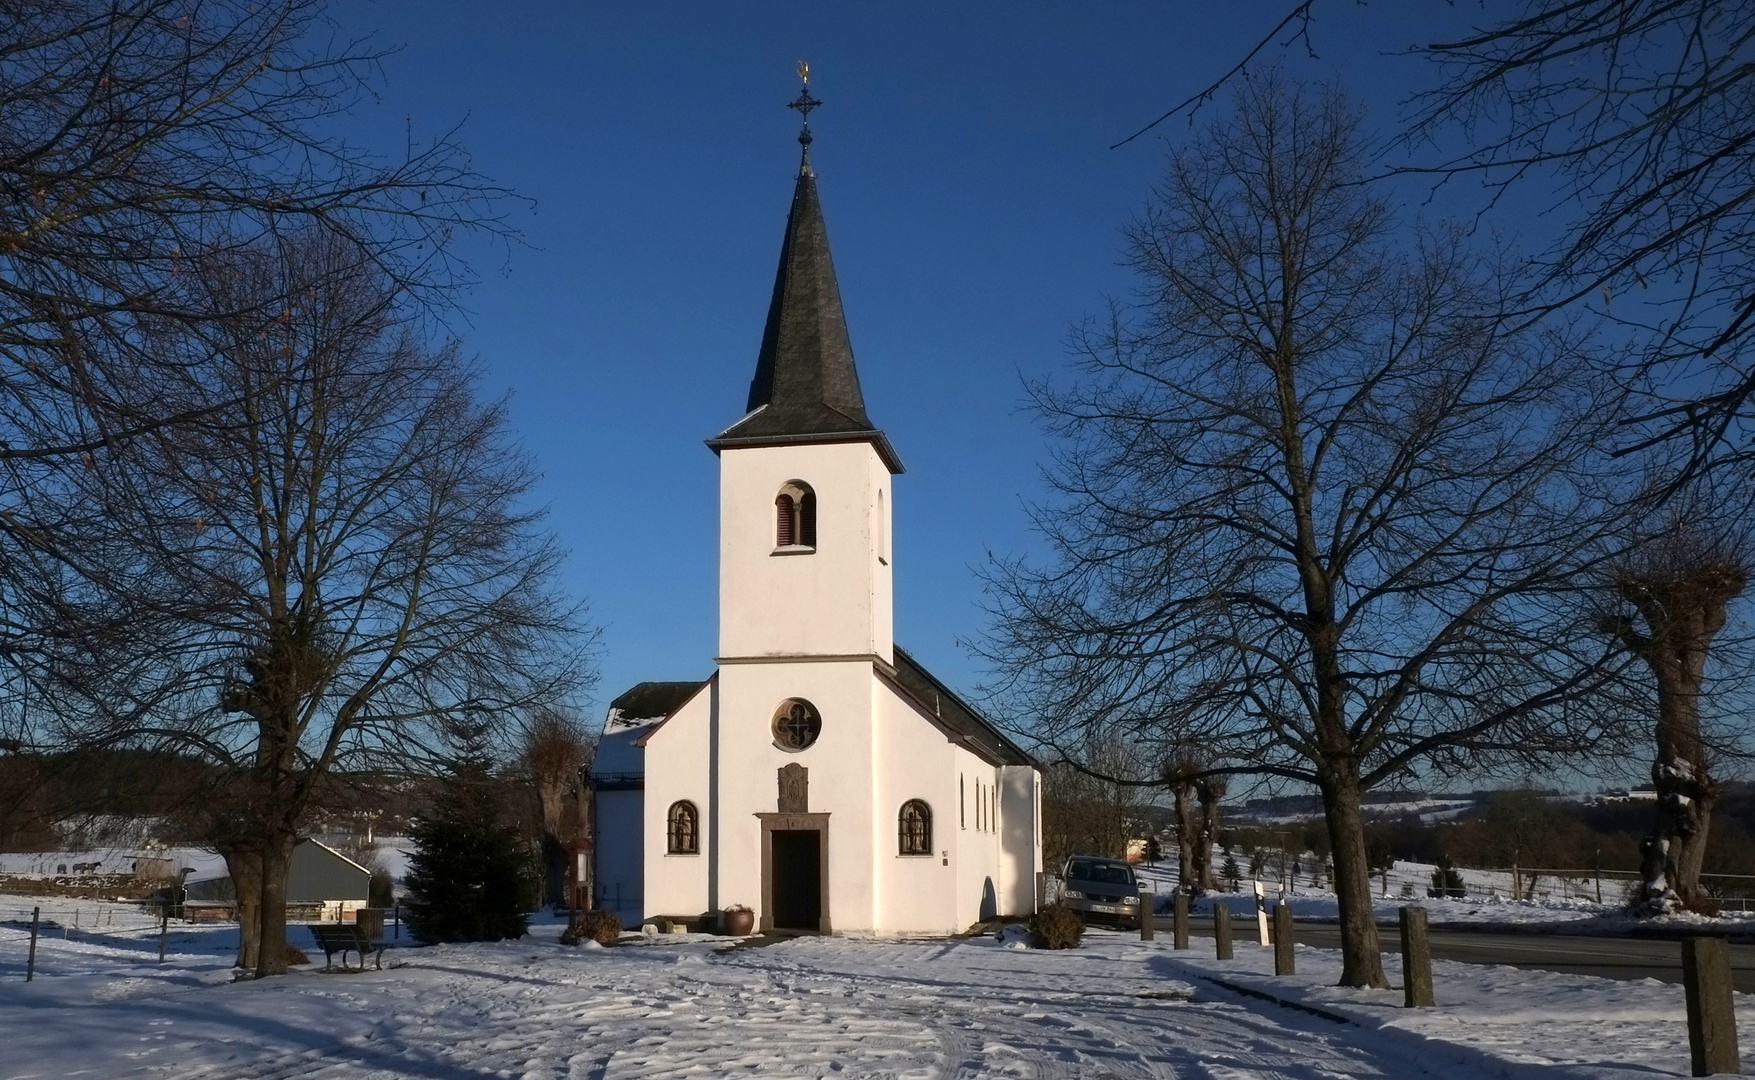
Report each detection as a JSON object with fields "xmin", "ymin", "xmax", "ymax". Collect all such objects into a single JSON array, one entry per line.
[{"xmin": 590, "ymin": 102, "xmax": 1042, "ymax": 936}]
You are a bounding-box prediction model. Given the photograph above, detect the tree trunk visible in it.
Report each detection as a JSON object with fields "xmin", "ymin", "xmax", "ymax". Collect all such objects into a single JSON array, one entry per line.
[
  {"xmin": 1642, "ymin": 718, "xmax": 1719, "ymax": 912},
  {"xmin": 225, "ymin": 847, "xmax": 263, "ymax": 971},
  {"xmin": 1320, "ymin": 770, "xmax": 1389, "ymax": 988},
  {"xmin": 1171, "ymin": 780, "xmax": 1196, "ymax": 891},
  {"xmin": 254, "ymin": 831, "xmax": 295, "ymax": 978},
  {"xmin": 542, "ymin": 835, "xmax": 567, "ymax": 909},
  {"xmin": 1612, "ymin": 554, "xmax": 1744, "ymax": 914},
  {"xmin": 1195, "ymin": 779, "xmax": 1225, "ymax": 892}
]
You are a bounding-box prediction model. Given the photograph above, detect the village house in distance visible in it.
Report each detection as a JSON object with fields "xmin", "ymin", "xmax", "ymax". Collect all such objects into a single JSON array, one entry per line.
[{"xmin": 592, "ymin": 87, "xmax": 1043, "ymax": 936}]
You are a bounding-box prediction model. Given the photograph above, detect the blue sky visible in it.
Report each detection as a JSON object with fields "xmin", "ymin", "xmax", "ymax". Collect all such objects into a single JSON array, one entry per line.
[{"xmin": 326, "ymin": 1, "xmax": 1496, "ymax": 721}]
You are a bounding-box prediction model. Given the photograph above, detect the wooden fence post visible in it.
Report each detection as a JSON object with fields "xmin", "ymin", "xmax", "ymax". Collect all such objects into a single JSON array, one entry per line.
[
  {"xmin": 157, "ymin": 910, "xmax": 168, "ymax": 964},
  {"xmin": 1035, "ymin": 871, "xmax": 1046, "ymax": 913},
  {"xmin": 1273, "ymin": 900, "xmax": 1295, "ymax": 976},
  {"xmin": 1400, "ymin": 906, "xmax": 1435, "ymax": 1008},
  {"xmin": 1213, "ymin": 902, "xmax": 1233, "ymax": 960},
  {"xmin": 1138, "ymin": 891, "xmax": 1154, "ymax": 941},
  {"xmin": 25, "ymin": 907, "xmax": 39, "ymax": 982},
  {"xmin": 1173, "ymin": 892, "xmax": 1189, "ymax": 950},
  {"xmin": 1682, "ymin": 935, "xmax": 1741, "ymax": 1076}
]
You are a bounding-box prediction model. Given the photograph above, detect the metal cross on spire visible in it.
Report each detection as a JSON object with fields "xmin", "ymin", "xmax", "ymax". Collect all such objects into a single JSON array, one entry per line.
[{"xmin": 788, "ymin": 61, "xmax": 822, "ymax": 149}]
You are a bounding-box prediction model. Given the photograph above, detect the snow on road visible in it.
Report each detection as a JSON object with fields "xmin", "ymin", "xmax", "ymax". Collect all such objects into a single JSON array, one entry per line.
[{"xmin": 0, "ymin": 897, "xmax": 1742, "ymax": 1079}]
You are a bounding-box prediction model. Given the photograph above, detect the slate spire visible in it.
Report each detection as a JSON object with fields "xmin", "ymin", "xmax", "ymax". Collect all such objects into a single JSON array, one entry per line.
[{"xmin": 709, "ymin": 73, "xmax": 902, "ymax": 473}]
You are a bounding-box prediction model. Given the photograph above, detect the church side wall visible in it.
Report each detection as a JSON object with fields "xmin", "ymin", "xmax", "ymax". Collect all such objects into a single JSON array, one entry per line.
[
  {"xmin": 951, "ymin": 745, "xmax": 1006, "ymax": 930},
  {"xmin": 998, "ymin": 765, "xmax": 1042, "ymax": 916},
  {"xmin": 641, "ymin": 684, "xmax": 715, "ymax": 923},
  {"xmin": 872, "ymin": 679, "xmax": 960, "ymax": 934}
]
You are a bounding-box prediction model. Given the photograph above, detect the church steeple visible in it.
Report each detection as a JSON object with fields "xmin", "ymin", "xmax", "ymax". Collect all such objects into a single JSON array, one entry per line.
[{"xmin": 708, "ymin": 69, "xmax": 902, "ymax": 473}]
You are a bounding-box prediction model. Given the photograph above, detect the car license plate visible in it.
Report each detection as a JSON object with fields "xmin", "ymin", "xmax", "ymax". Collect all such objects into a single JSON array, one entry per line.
[{"xmin": 1089, "ymin": 903, "xmax": 1125, "ymax": 915}]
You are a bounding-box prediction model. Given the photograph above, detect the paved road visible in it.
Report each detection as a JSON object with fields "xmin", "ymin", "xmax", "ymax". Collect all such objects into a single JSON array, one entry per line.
[{"xmin": 1165, "ymin": 920, "xmax": 1755, "ymax": 992}]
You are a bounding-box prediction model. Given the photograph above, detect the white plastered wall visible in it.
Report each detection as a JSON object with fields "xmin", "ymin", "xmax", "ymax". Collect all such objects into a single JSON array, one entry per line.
[
  {"xmin": 951, "ymin": 745, "xmax": 1006, "ymax": 929},
  {"xmin": 872, "ymin": 677, "xmax": 961, "ymax": 934},
  {"xmin": 718, "ymin": 442, "xmax": 893, "ymax": 663},
  {"xmin": 998, "ymin": 765, "xmax": 1042, "ymax": 916},
  {"xmin": 712, "ymin": 659, "xmax": 877, "ymax": 931},
  {"xmin": 640, "ymin": 681, "xmax": 715, "ymax": 920}
]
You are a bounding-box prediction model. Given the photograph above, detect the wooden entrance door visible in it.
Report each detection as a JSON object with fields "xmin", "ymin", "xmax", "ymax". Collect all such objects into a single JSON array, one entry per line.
[{"xmin": 770, "ymin": 830, "xmax": 822, "ymax": 931}]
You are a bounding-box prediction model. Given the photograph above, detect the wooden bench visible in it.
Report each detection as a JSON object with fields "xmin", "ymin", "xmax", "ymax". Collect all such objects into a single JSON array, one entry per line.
[{"xmin": 308, "ymin": 923, "xmax": 386, "ymax": 972}]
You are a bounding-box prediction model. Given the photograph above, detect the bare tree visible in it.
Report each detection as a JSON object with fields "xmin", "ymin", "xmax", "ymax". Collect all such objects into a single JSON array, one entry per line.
[
  {"xmin": 1163, "ymin": 751, "xmax": 1200, "ymax": 891},
  {"xmin": 1115, "ymin": 1, "xmax": 1755, "ymax": 474},
  {"xmin": 1405, "ymin": 1, "xmax": 1755, "ymax": 472},
  {"xmin": 48, "ymin": 234, "xmax": 591, "ymax": 977},
  {"xmin": 0, "ymin": 0, "xmax": 512, "ymax": 724},
  {"xmin": 1193, "ymin": 772, "xmax": 1228, "ymax": 893},
  {"xmin": 521, "ymin": 707, "xmax": 594, "ymax": 908},
  {"xmin": 979, "ymin": 74, "xmax": 1631, "ymax": 988},
  {"xmin": 1601, "ymin": 502, "xmax": 1751, "ymax": 912},
  {"xmin": 1040, "ymin": 740, "xmax": 1148, "ymax": 871}
]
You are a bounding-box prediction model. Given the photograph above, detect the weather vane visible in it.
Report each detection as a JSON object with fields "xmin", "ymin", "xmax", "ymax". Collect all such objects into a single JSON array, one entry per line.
[{"xmin": 789, "ymin": 61, "xmax": 822, "ymax": 148}]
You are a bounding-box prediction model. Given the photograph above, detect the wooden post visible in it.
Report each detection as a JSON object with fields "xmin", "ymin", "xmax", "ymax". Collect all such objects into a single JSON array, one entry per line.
[
  {"xmin": 1682, "ymin": 935, "xmax": 1741, "ymax": 1076},
  {"xmin": 25, "ymin": 907, "xmax": 39, "ymax": 982},
  {"xmin": 394, "ymin": 902, "xmax": 401, "ymax": 940},
  {"xmin": 1035, "ymin": 871, "xmax": 1046, "ymax": 913},
  {"xmin": 158, "ymin": 910, "xmax": 168, "ymax": 964},
  {"xmin": 1400, "ymin": 906, "xmax": 1435, "ymax": 1008},
  {"xmin": 1273, "ymin": 900, "xmax": 1295, "ymax": 976},
  {"xmin": 1213, "ymin": 902, "xmax": 1233, "ymax": 960},
  {"xmin": 1172, "ymin": 892, "xmax": 1189, "ymax": 950},
  {"xmin": 1138, "ymin": 891, "xmax": 1154, "ymax": 941}
]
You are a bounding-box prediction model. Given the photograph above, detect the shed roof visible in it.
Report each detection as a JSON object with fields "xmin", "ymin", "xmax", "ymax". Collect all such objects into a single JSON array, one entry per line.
[{"xmin": 607, "ymin": 681, "xmax": 707, "ymax": 728}]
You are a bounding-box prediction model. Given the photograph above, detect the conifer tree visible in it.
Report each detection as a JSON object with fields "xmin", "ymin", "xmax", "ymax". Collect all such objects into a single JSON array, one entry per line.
[{"xmin": 404, "ymin": 728, "xmax": 536, "ymax": 944}]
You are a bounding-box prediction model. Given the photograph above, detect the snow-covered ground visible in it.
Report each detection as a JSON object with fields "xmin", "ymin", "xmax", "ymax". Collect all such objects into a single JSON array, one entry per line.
[{"xmin": 0, "ymin": 890, "xmax": 1746, "ymax": 1078}]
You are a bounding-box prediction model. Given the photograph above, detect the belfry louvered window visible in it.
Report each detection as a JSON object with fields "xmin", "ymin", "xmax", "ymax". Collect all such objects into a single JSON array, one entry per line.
[
  {"xmin": 775, "ymin": 495, "xmax": 796, "ymax": 546},
  {"xmin": 775, "ymin": 482, "xmax": 816, "ymax": 551},
  {"xmin": 899, "ymin": 800, "xmax": 932, "ymax": 855}
]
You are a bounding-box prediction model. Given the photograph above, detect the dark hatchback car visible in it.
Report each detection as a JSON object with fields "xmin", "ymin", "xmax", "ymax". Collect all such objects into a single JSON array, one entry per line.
[{"xmin": 1059, "ymin": 856, "xmax": 1141, "ymax": 927}]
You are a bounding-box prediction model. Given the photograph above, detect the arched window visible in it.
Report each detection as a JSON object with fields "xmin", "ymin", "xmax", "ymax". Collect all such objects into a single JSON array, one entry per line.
[
  {"xmin": 774, "ymin": 481, "xmax": 816, "ymax": 551},
  {"xmin": 899, "ymin": 800, "xmax": 932, "ymax": 855},
  {"xmin": 667, "ymin": 800, "xmax": 699, "ymax": 855}
]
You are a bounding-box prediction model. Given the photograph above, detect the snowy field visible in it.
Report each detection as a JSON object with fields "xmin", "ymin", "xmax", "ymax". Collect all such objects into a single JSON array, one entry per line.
[
  {"xmin": 0, "ymin": 893, "xmax": 1749, "ymax": 1078},
  {"xmin": 1129, "ymin": 861, "xmax": 1755, "ymax": 930}
]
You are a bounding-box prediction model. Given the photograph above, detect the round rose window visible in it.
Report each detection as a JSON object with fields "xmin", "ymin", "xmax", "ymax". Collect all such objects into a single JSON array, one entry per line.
[{"xmin": 772, "ymin": 699, "xmax": 822, "ymax": 751}]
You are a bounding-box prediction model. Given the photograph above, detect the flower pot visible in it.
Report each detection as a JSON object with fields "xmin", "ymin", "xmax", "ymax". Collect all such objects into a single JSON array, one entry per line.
[{"xmin": 723, "ymin": 907, "xmax": 755, "ymax": 936}]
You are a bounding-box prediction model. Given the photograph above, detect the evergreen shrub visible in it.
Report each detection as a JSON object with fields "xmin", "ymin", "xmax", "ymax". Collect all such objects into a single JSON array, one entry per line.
[{"xmin": 403, "ymin": 731, "xmax": 536, "ymax": 944}]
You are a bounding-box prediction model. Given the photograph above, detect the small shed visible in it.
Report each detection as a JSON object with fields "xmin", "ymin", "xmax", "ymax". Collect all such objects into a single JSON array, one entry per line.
[
  {"xmin": 289, "ymin": 838, "xmax": 371, "ymax": 920},
  {"xmin": 184, "ymin": 838, "xmax": 372, "ymax": 921}
]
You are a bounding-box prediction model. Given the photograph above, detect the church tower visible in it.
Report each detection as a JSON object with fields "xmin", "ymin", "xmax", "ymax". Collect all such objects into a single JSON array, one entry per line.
[
  {"xmin": 607, "ymin": 74, "xmax": 1041, "ymax": 938},
  {"xmin": 706, "ymin": 112, "xmax": 901, "ymax": 665}
]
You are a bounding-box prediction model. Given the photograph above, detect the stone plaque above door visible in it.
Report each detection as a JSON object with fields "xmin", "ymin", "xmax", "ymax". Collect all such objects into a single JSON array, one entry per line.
[{"xmin": 778, "ymin": 763, "xmax": 808, "ymax": 813}]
